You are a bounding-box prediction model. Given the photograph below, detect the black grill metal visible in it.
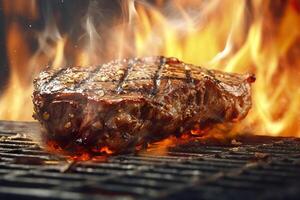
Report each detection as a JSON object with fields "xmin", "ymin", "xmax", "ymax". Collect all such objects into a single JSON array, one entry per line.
[{"xmin": 0, "ymin": 121, "xmax": 300, "ymax": 200}]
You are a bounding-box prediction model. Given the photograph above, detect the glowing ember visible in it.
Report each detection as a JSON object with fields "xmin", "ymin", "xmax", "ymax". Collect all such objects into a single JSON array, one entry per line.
[
  {"xmin": 98, "ymin": 147, "xmax": 113, "ymax": 155},
  {"xmin": 45, "ymin": 139, "xmax": 114, "ymax": 160},
  {"xmin": 0, "ymin": 0, "xmax": 299, "ymax": 138}
]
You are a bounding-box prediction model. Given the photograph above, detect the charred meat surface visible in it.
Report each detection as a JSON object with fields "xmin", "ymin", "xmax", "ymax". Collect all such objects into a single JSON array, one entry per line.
[{"xmin": 32, "ymin": 56, "xmax": 255, "ymax": 154}]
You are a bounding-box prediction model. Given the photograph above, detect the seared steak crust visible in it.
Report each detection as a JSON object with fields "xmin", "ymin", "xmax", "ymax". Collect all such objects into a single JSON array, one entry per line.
[{"xmin": 33, "ymin": 56, "xmax": 255, "ymax": 153}]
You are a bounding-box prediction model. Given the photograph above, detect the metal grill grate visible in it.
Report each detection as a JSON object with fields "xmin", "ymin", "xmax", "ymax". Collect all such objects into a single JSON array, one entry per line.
[{"xmin": 0, "ymin": 121, "xmax": 300, "ymax": 200}]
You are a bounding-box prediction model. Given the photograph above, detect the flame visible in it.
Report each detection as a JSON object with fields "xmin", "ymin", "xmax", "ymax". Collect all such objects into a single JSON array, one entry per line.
[
  {"xmin": 0, "ymin": 0, "xmax": 299, "ymax": 138},
  {"xmin": 142, "ymin": 126, "xmax": 236, "ymax": 156},
  {"xmin": 99, "ymin": 146, "xmax": 113, "ymax": 155},
  {"xmin": 52, "ymin": 37, "xmax": 66, "ymax": 68},
  {"xmin": 144, "ymin": 136, "xmax": 178, "ymax": 155}
]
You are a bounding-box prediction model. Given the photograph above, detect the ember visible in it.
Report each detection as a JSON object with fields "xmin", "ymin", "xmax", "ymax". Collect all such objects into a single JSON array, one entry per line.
[{"xmin": 46, "ymin": 139, "xmax": 112, "ymax": 160}]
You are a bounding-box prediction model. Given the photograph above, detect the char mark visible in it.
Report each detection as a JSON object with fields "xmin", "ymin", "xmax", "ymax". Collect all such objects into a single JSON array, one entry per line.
[
  {"xmin": 151, "ymin": 57, "xmax": 166, "ymax": 95},
  {"xmin": 74, "ymin": 66, "xmax": 103, "ymax": 90},
  {"xmin": 116, "ymin": 59, "xmax": 134, "ymax": 94},
  {"xmin": 185, "ymin": 66, "xmax": 194, "ymax": 84},
  {"xmin": 47, "ymin": 67, "xmax": 68, "ymax": 84}
]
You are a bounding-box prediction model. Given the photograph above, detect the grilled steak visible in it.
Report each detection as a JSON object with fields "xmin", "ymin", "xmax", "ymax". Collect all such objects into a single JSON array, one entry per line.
[{"xmin": 33, "ymin": 56, "xmax": 255, "ymax": 154}]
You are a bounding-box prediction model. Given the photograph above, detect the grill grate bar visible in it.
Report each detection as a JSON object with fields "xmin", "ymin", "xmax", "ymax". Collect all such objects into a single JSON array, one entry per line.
[{"xmin": 0, "ymin": 121, "xmax": 300, "ymax": 199}]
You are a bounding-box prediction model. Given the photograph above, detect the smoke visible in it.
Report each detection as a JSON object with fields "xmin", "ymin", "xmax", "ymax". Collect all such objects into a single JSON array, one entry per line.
[{"xmin": 78, "ymin": 0, "xmax": 103, "ymax": 66}]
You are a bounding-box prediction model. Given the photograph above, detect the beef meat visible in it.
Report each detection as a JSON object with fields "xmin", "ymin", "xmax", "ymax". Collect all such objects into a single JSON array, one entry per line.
[{"xmin": 32, "ymin": 56, "xmax": 255, "ymax": 154}]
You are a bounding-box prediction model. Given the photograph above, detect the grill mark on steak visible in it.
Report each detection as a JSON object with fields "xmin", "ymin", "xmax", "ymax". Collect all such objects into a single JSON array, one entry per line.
[
  {"xmin": 74, "ymin": 66, "xmax": 101, "ymax": 90},
  {"xmin": 151, "ymin": 57, "xmax": 165, "ymax": 95},
  {"xmin": 116, "ymin": 59, "xmax": 133, "ymax": 94},
  {"xmin": 206, "ymin": 69, "xmax": 221, "ymax": 85},
  {"xmin": 184, "ymin": 65, "xmax": 193, "ymax": 84},
  {"xmin": 47, "ymin": 67, "xmax": 68, "ymax": 84},
  {"xmin": 32, "ymin": 56, "xmax": 255, "ymax": 155}
]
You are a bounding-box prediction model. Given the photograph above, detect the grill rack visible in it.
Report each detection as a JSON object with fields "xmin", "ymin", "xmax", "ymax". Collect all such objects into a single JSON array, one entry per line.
[{"xmin": 0, "ymin": 121, "xmax": 300, "ymax": 200}]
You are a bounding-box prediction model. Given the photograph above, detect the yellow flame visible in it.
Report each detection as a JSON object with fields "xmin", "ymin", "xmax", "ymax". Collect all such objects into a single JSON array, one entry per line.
[
  {"xmin": 0, "ymin": 0, "xmax": 66, "ymax": 120},
  {"xmin": 128, "ymin": 0, "xmax": 300, "ymax": 137},
  {"xmin": 52, "ymin": 37, "xmax": 66, "ymax": 69},
  {"xmin": 0, "ymin": 0, "xmax": 299, "ymax": 137},
  {"xmin": 0, "ymin": 22, "xmax": 34, "ymax": 120}
]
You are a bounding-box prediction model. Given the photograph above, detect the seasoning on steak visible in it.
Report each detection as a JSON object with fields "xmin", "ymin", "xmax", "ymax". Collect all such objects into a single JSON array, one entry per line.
[{"xmin": 32, "ymin": 56, "xmax": 255, "ymax": 154}]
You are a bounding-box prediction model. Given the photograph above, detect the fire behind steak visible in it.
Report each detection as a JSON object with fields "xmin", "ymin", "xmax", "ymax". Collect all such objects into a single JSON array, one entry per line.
[{"xmin": 32, "ymin": 56, "xmax": 255, "ymax": 155}]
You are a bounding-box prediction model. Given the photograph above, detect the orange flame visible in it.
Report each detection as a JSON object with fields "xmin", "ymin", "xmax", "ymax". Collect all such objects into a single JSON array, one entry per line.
[
  {"xmin": 99, "ymin": 146, "xmax": 113, "ymax": 155},
  {"xmin": 0, "ymin": 0, "xmax": 299, "ymax": 138}
]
